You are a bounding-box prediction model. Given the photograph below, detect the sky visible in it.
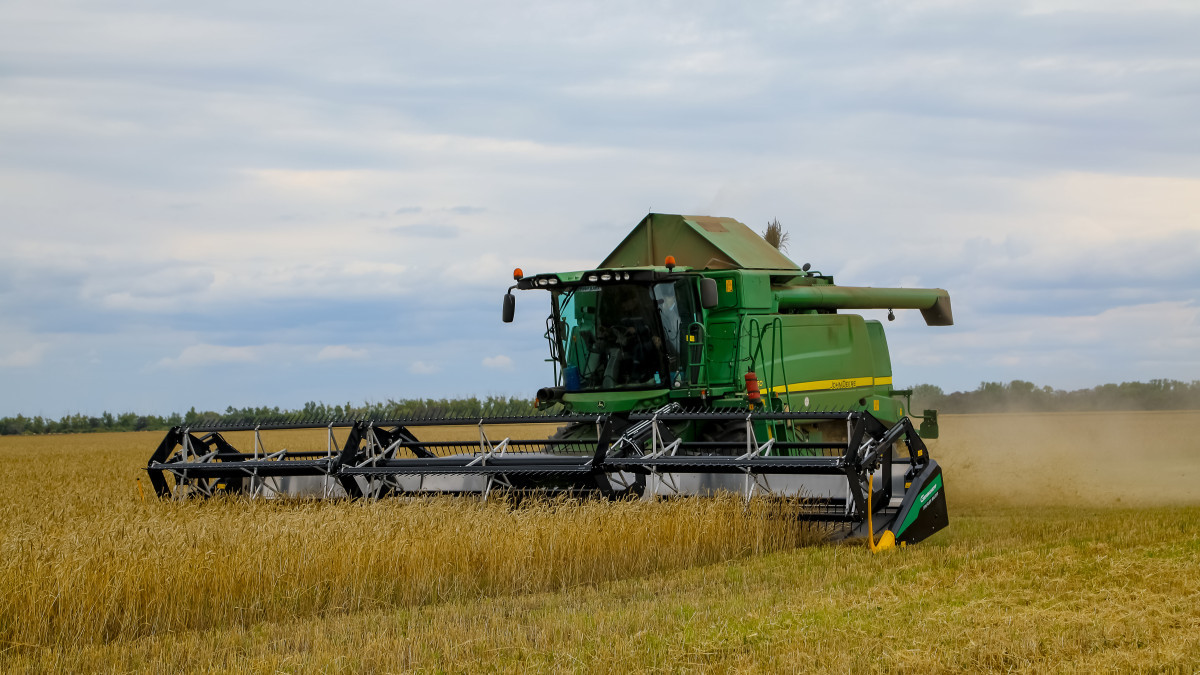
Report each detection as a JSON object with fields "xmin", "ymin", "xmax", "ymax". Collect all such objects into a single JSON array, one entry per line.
[{"xmin": 2, "ymin": 0, "xmax": 1199, "ymax": 417}]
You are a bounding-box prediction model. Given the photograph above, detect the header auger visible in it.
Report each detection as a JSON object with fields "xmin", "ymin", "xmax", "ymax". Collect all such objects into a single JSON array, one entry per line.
[{"xmin": 148, "ymin": 213, "xmax": 953, "ymax": 545}]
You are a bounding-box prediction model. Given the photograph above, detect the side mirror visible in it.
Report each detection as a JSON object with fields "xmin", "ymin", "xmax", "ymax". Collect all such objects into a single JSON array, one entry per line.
[
  {"xmin": 502, "ymin": 293, "xmax": 515, "ymax": 323},
  {"xmin": 699, "ymin": 278, "xmax": 719, "ymax": 309}
]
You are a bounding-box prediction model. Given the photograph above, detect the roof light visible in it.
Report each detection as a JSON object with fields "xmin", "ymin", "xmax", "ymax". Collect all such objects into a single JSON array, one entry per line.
[
  {"xmin": 600, "ymin": 273, "xmax": 611, "ymax": 281},
  {"xmin": 587, "ymin": 274, "xmax": 598, "ymax": 282},
  {"xmin": 664, "ymin": 256, "xmax": 676, "ymax": 271},
  {"xmin": 513, "ymin": 268, "xmax": 524, "ymax": 280},
  {"xmin": 548, "ymin": 278, "xmax": 559, "ymax": 285}
]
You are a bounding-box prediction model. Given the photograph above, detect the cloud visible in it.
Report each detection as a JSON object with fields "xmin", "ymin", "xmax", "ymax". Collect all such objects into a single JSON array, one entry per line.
[
  {"xmin": 157, "ymin": 344, "xmax": 261, "ymax": 368},
  {"xmin": 890, "ymin": 300, "xmax": 1200, "ymax": 389},
  {"xmin": 3, "ymin": 0, "xmax": 1200, "ymax": 415},
  {"xmin": 482, "ymin": 354, "xmax": 513, "ymax": 370},
  {"xmin": 343, "ymin": 261, "xmax": 407, "ymax": 277},
  {"xmin": 316, "ymin": 345, "xmax": 367, "ymax": 361},
  {"xmin": 0, "ymin": 343, "xmax": 47, "ymax": 368},
  {"xmin": 390, "ymin": 224, "xmax": 460, "ymax": 239},
  {"xmin": 409, "ymin": 360, "xmax": 439, "ymax": 374}
]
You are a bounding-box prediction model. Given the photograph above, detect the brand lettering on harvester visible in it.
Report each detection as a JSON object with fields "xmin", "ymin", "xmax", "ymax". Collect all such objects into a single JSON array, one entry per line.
[
  {"xmin": 771, "ymin": 376, "xmax": 891, "ymax": 395},
  {"xmin": 918, "ymin": 484, "xmax": 938, "ymax": 507}
]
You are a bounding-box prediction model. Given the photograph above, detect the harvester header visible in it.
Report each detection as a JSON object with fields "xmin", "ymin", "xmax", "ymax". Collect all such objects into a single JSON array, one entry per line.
[{"xmin": 148, "ymin": 213, "xmax": 953, "ymax": 546}]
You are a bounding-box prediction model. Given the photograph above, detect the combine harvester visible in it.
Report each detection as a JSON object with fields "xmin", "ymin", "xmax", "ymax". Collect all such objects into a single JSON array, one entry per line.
[{"xmin": 147, "ymin": 214, "xmax": 952, "ymax": 545}]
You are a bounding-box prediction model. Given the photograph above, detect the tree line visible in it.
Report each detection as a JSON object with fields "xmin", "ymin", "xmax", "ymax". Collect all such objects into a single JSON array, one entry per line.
[
  {"xmin": 908, "ymin": 379, "xmax": 1200, "ymax": 414},
  {"xmin": 0, "ymin": 396, "xmax": 538, "ymax": 436},
  {"xmin": 2, "ymin": 381, "xmax": 1199, "ymax": 435}
]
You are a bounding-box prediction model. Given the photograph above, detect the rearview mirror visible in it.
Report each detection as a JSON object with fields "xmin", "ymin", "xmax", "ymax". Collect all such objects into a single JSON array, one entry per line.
[
  {"xmin": 502, "ymin": 293, "xmax": 515, "ymax": 323},
  {"xmin": 699, "ymin": 278, "xmax": 719, "ymax": 309}
]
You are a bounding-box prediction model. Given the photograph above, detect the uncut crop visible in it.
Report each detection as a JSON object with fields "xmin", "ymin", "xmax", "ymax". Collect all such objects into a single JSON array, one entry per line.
[
  {"xmin": 6, "ymin": 412, "xmax": 1199, "ymax": 672},
  {"xmin": 0, "ymin": 432, "xmax": 821, "ymax": 649}
]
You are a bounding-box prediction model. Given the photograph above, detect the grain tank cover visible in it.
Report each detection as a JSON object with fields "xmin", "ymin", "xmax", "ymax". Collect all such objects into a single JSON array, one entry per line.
[{"xmin": 599, "ymin": 213, "xmax": 801, "ymax": 271}]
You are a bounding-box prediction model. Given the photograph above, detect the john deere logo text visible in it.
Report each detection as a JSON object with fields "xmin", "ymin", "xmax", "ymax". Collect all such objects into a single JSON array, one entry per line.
[{"xmin": 829, "ymin": 379, "xmax": 855, "ymax": 389}]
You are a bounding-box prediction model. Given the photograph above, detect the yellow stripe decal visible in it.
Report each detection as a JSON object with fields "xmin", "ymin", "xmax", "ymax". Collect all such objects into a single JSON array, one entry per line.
[{"xmin": 770, "ymin": 376, "xmax": 892, "ymax": 395}]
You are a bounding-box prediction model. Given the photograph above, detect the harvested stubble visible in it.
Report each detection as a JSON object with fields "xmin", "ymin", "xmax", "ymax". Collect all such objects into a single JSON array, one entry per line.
[{"xmin": 0, "ymin": 430, "xmax": 822, "ymax": 649}]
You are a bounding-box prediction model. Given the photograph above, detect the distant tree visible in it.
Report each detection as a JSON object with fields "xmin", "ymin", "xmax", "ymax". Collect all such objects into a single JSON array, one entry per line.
[
  {"xmin": 901, "ymin": 379, "xmax": 1200, "ymax": 413},
  {"xmin": 909, "ymin": 384, "xmax": 945, "ymax": 412}
]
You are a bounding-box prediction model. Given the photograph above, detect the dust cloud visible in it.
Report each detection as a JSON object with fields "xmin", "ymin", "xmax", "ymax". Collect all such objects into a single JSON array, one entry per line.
[{"xmin": 927, "ymin": 411, "xmax": 1200, "ymax": 508}]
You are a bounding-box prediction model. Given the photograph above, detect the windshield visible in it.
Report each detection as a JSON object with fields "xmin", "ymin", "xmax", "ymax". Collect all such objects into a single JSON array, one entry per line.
[{"xmin": 553, "ymin": 281, "xmax": 695, "ymax": 391}]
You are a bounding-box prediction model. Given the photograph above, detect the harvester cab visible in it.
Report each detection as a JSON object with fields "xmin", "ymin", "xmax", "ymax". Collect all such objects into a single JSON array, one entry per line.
[
  {"xmin": 147, "ymin": 213, "xmax": 954, "ymax": 546},
  {"xmin": 514, "ymin": 267, "xmax": 706, "ymax": 405}
]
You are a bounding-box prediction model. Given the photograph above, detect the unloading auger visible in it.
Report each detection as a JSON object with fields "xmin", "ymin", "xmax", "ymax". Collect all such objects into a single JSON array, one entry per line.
[{"xmin": 147, "ymin": 214, "xmax": 953, "ymax": 545}]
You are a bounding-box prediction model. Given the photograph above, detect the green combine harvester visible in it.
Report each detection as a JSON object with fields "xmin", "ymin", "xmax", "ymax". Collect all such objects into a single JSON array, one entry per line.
[{"xmin": 148, "ymin": 214, "xmax": 952, "ymax": 545}]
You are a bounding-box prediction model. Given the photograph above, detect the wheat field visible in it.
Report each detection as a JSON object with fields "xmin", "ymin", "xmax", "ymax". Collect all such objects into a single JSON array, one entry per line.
[{"xmin": 2, "ymin": 412, "xmax": 1199, "ymax": 672}]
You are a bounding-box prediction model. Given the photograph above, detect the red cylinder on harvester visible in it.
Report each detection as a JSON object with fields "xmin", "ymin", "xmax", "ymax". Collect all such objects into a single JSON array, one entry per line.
[{"xmin": 745, "ymin": 371, "xmax": 761, "ymax": 406}]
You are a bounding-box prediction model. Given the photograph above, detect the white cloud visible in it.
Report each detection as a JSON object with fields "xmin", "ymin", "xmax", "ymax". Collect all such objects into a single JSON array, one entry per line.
[
  {"xmin": 316, "ymin": 345, "xmax": 368, "ymax": 361},
  {"xmin": 2, "ymin": 0, "xmax": 1200, "ymax": 414},
  {"xmin": 482, "ymin": 354, "xmax": 514, "ymax": 370},
  {"xmin": 410, "ymin": 360, "xmax": 440, "ymax": 374},
  {"xmin": 157, "ymin": 344, "xmax": 261, "ymax": 368},
  {"xmin": 1020, "ymin": 172, "xmax": 1200, "ymax": 244},
  {"xmin": 1020, "ymin": 0, "xmax": 1198, "ymax": 15},
  {"xmin": 891, "ymin": 300, "xmax": 1200, "ymax": 389},
  {"xmin": 0, "ymin": 343, "xmax": 47, "ymax": 368}
]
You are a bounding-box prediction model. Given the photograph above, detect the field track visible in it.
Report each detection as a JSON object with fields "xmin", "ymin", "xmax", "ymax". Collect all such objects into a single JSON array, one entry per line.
[{"xmin": 1, "ymin": 411, "xmax": 1198, "ymax": 672}]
